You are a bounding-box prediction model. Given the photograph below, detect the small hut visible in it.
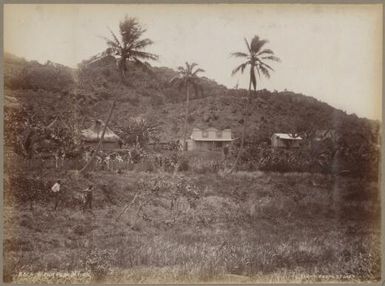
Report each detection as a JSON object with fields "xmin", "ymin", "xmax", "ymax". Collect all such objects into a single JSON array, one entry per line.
[
  {"xmin": 271, "ymin": 133, "xmax": 302, "ymax": 148},
  {"xmin": 80, "ymin": 120, "xmax": 121, "ymax": 150}
]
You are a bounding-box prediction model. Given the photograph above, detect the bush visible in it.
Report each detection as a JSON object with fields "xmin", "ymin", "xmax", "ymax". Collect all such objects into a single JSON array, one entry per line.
[
  {"xmin": 86, "ymin": 250, "xmax": 115, "ymax": 282},
  {"xmin": 137, "ymin": 173, "xmax": 200, "ymax": 199},
  {"xmin": 135, "ymin": 160, "xmax": 155, "ymax": 173},
  {"xmin": 150, "ymin": 94, "xmax": 164, "ymax": 106},
  {"xmin": 178, "ymin": 156, "xmax": 190, "ymax": 172},
  {"xmin": 190, "ymin": 158, "xmax": 221, "ymax": 174}
]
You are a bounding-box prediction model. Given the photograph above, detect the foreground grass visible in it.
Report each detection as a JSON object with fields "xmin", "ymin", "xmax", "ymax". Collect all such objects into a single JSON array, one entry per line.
[{"xmin": 4, "ymin": 171, "xmax": 381, "ymax": 283}]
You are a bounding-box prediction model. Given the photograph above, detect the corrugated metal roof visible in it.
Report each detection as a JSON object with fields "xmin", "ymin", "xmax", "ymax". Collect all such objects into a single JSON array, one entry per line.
[{"xmin": 273, "ymin": 133, "xmax": 302, "ymax": 140}]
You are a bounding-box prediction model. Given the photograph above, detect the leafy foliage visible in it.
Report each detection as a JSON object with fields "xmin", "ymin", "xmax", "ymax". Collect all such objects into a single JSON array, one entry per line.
[
  {"xmin": 231, "ymin": 36, "xmax": 280, "ymax": 90},
  {"xmin": 100, "ymin": 16, "xmax": 158, "ymax": 79},
  {"xmin": 117, "ymin": 118, "xmax": 161, "ymax": 147}
]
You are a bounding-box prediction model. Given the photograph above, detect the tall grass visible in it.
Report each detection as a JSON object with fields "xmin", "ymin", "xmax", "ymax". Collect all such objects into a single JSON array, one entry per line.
[{"xmin": 4, "ymin": 171, "xmax": 380, "ymax": 283}]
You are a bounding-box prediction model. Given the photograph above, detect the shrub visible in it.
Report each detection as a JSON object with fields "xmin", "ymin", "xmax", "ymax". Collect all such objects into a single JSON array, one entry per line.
[
  {"xmin": 86, "ymin": 249, "xmax": 116, "ymax": 282},
  {"xmin": 135, "ymin": 160, "xmax": 155, "ymax": 173},
  {"xmin": 150, "ymin": 94, "xmax": 164, "ymax": 106},
  {"xmin": 190, "ymin": 158, "xmax": 221, "ymax": 174},
  {"xmin": 178, "ymin": 156, "xmax": 190, "ymax": 172}
]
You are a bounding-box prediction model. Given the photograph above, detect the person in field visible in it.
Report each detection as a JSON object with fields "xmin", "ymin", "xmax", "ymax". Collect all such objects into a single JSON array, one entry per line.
[
  {"xmin": 82, "ymin": 185, "xmax": 94, "ymax": 213},
  {"xmin": 51, "ymin": 179, "xmax": 61, "ymax": 210}
]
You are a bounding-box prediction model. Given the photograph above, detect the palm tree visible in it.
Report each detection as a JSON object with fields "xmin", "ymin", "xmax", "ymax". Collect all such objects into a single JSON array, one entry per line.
[
  {"xmin": 229, "ymin": 35, "xmax": 280, "ymax": 173},
  {"xmin": 103, "ymin": 16, "xmax": 158, "ymax": 80},
  {"xmin": 80, "ymin": 16, "xmax": 158, "ymax": 173},
  {"xmin": 169, "ymin": 62, "xmax": 204, "ymax": 151}
]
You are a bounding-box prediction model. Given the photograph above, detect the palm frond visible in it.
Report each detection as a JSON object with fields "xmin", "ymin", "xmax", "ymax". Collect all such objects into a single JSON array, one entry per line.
[
  {"xmin": 261, "ymin": 55, "xmax": 281, "ymax": 62},
  {"xmin": 130, "ymin": 50, "xmax": 159, "ymax": 61},
  {"xmin": 259, "ymin": 61, "xmax": 275, "ymax": 72},
  {"xmin": 185, "ymin": 62, "xmax": 190, "ymax": 71},
  {"xmin": 257, "ymin": 49, "xmax": 274, "ymax": 56},
  {"xmin": 189, "ymin": 63, "xmax": 198, "ymax": 71},
  {"xmin": 231, "ymin": 52, "xmax": 249, "ymax": 58},
  {"xmin": 244, "ymin": 38, "xmax": 251, "ymax": 52},
  {"xmin": 259, "ymin": 65, "xmax": 271, "ymax": 79},
  {"xmin": 250, "ymin": 36, "xmax": 268, "ymax": 53},
  {"xmin": 231, "ymin": 62, "xmax": 249, "ymax": 76},
  {"xmin": 119, "ymin": 17, "xmax": 145, "ymax": 45},
  {"xmin": 177, "ymin": 66, "xmax": 186, "ymax": 73},
  {"xmin": 107, "ymin": 27, "xmax": 122, "ymax": 49},
  {"xmin": 131, "ymin": 38, "xmax": 154, "ymax": 50},
  {"xmin": 99, "ymin": 35, "xmax": 120, "ymax": 50},
  {"xmin": 192, "ymin": 68, "xmax": 205, "ymax": 76},
  {"xmin": 169, "ymin": 76, "xmax": 182, "ymax": 87}
]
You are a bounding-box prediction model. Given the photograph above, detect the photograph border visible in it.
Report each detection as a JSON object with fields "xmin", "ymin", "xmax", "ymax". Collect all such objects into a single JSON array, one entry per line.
[{"xmin": 0, "ymin": 0, "xmax": 383, "ymax": 285}]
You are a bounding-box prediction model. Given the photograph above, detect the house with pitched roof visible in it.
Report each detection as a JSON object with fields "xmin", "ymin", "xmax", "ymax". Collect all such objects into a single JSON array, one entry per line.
[
  {"xmin": 80, "ymin": 119, "xmax": 122, "ymax": 150},
  {"xmin": 186, "ymin": 127, "xmax": 233, "ymax": 151}
]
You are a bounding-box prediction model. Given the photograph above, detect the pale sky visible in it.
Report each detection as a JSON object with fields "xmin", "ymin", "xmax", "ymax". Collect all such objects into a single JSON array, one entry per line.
[{"xmin": 4, "ymin": 4, "xmax": 383, "ymax": 120}]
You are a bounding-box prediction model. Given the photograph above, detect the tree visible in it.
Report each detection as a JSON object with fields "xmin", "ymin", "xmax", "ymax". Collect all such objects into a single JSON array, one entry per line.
[
  {"xmin": 79, "ymin": 16, "xmax": 158, "ymax": 173},
  {"xmin": 118, "ymin": 117, "xmax": 161, "ymax": 147},
  {"xmin": 169, "ymin": 62, "xmax": 204, "ymax": 151},
  {"xmin": 103, "ymin": 16, "xmax": 158, "ymax": 80},
  {"xmin": 229, "ymin": 36, "xmax": 280, "ymax": 172}
]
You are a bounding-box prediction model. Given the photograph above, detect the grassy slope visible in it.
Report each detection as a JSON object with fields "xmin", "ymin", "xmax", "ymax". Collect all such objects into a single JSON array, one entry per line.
[{"xmin": 4, "ymin": 170, "xmax": 380, "ymax": 283}]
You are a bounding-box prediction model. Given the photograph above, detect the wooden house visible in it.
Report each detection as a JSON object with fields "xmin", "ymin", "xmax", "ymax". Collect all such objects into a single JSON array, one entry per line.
[{"xmin": 186, "ymin": 127, "xmax": 233, "ymax": 151}]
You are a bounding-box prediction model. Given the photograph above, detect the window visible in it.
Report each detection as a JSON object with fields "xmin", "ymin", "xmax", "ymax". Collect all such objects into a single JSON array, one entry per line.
[
  {"xmin": 202, "ymin": 130, "xmax": 208, "ymax": 138},
  {"xmin": 216, "ymin": 130, "xmax": 222, "ymax": 138}
]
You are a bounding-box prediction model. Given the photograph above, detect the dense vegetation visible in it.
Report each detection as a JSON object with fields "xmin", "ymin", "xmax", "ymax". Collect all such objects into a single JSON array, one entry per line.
[
  {"xmin": 4, "ymin": 52, "xmax": 380, "ymax": 178},
  {"xmin": 4, "ymin": 166, "xmax": 381, "ymax": 283}
]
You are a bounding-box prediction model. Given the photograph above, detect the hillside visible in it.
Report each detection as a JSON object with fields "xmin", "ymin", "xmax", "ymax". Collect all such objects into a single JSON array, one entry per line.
[
  {"xmin": 4, "ymin": 53, "xmax": 380, "ymax": 148},
  {"xmin": 3, "ymin": 54, "xmax": 381, "ymax": 283}
]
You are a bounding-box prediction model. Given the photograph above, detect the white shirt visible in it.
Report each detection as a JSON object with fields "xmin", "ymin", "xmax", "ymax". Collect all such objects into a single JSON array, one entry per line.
[{"xmin": 51, "ymin": 182, "xmax": 60, "ymax": 193}]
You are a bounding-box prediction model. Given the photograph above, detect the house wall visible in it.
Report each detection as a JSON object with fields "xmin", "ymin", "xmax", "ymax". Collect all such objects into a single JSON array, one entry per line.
[
  {"xmin": 186, "ymin": 139, "xmax": 195, "ymax": 151},
  {"xmin": 222, "ymin": 129, "xmax": 232, "ymax": 140},
  {"xmin": 191, "ymin": 128, "xmax": 232, "ymax": 141},
  {"xmin": 189, "ymin": 141, "xmax": 229, "ymax": 151},
  {"xmin": 207, "ymin": 128, "xmax": 217, "ymax": 139},
  {"xmin": 191, "ymin": 128, "xmax": 201, "ymax": 139}
]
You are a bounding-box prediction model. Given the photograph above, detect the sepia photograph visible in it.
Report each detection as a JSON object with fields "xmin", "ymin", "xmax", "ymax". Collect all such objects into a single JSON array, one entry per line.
[{"xmin": 2, "ymin": 3, "xmax": 383, "ymax": 284}]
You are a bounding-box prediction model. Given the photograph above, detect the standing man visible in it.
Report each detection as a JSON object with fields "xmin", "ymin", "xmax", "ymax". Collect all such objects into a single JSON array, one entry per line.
[
  {"xmin": 51, "ymin": 179, "xmax": 61, "ymax": 210},
  {"xmin": 82, "ymin": 185, "xmax": 94, "ymax": 213}
]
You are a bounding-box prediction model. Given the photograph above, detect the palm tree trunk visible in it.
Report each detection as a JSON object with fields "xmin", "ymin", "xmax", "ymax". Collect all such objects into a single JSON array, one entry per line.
[
  {"xmin": 79, "ymin": 100, "xmax": 116, "ymax": 174},
  {"xmin": 182, "ymin": 83, "xmax": 190, "ymax": 152},
  {"xmin": 173, "ymin": 83, "xmax": 190, "ymax": 176},
  {"xmin": 79, "ymin": 67, "xmax": 125, "ymax": 174},
  {"xmin": 229, "ymin": 80, "xmax": 252, "ymax": 173}
]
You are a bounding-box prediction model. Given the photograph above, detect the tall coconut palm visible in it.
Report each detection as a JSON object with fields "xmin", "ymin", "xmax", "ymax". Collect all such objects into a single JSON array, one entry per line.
[
  {"xmin": 80, "ymin": 16, "xmax": 158, "ymax": 173},
  {"xmin": 103, "ymin": 16, "xmax": 159, "ymax": 80},
  {"xmin": 169, "ymin": 62, "xmax": 204, "ymax": 151},
  {"xmin": 229, "ymin": 35, "xmax": 280, "ymax": 173}
]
